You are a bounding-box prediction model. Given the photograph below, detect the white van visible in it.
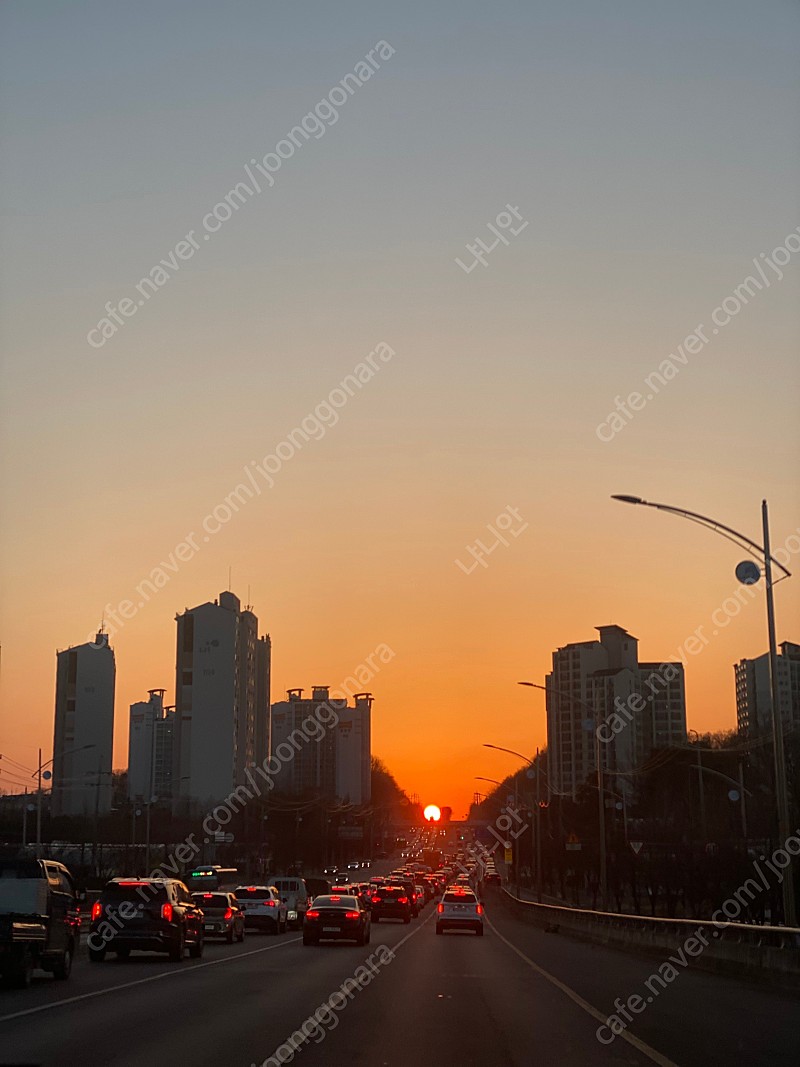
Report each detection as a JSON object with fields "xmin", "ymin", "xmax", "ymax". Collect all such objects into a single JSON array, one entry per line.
[{"xmin": 267, "ymin": 876, "xmax": 309, "ymax": 928}]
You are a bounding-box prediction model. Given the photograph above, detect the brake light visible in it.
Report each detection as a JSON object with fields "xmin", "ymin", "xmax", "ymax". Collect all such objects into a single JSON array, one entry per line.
[
  {"xmin": 397, "ymin": 896, "xmax": 408, "ymax": 904},
  {"xmin": 371, "ymin": 895, "xmax": 381, "ymax": 904},
  {"xmin": 306, "ymin": 910, "xmax": 320, "ymax": 920},
  {"xmin": 476, "ymin": 904, "xmax": 484, "ymax": 915},
  {"xmin": 267, "ymin": 900, "xmax": 276, "ymax": 907},
  {"xmin": 330, "ymin": 895, "xmax": 341, "ymax": 901},
  {"xmin": 203, "ymin": 894, "xmax": 214, "ymax": 900},
  {"xmin": 223, "ymin": 908, "xmax": 233, "ymax": 920},
  {"xmin": 344, "ymin": 911, "xmax": 360, "ymax": 920},
  {"xmin": 117, "ymin": 881, "xmax": 148, "ymax": 887},
  {"xmin": 91, "ymin": 901, "xmax": 103, "ymax": 921},
  {"xmin": 161, "ymin": 902, "xmax": 174, "ymax": 922},
  {"xmin": 437, "ymin": 903, "xmax": 444, "ymax": 913}
]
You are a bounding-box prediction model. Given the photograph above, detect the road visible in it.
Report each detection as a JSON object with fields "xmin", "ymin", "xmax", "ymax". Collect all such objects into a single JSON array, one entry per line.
[{"xmin": 0, "ymin": 889, "xmax": 798, "ymax": 1066}]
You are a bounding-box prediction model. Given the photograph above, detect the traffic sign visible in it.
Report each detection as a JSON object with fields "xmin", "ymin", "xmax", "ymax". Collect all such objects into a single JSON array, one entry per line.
[
  {"xmin": 565, "ymin": 832, "xmax": 581, "ymax": 852},
  {"xmin": 630, "ymin": 841, "xmax": 643, "ymax": 854}
]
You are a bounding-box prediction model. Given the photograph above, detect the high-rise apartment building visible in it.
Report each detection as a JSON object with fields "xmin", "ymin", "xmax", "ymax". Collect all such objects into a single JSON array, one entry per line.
[
  {"xmin": 546, "ymin": 625, "xmax": 686, "ymax": 798},
  {"xmin": 335, "ymin": 693, "xmax": 372, "ymax": 806},
  {"xmin": 127, "ymin": 689, "xmax": 176, "ymax": 803},
  {"xmin": 173, "ymin": 591, "xmax": 270, "ymax": 807},
  {"xmin": 269, "ymin": 687, "xmax": 372, "ymax": 803},
  {"xmin": 735, "ymin": 640, "xmax": 800, "ymax": 740},
  {"xmin": 51, "ymin": 632, "xmax": 116, "ymax": 817}
]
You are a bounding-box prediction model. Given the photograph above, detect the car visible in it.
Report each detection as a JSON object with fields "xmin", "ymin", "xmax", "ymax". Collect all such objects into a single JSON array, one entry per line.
[
  {"xmin": 370, "ymin": 885, "xmax": 412, "ymax": 924},
  {"xmin": 89, "ymin": 878, "xmax": 204, "ymax": 962},
  {"xmin": 267, "ymin": 876, "xmax": 309, "ymax": 928},
  {"xmin": 483, "ymin": 872, "xmax": 502, "ymax": 885},
  {"xmin": 303, "ymin": 894, "xmax": 370, "ymax": 945},
  {"xmin": 192, "ymin": 891, "xmax": 245, "ymax": 942},
  {"xmin": 414, "ymin": 884, "xmax": 428, "ymax": 907},
  {"xmin": 0, "ymin": 858, "xmax": 79, "ymax": 985},
  {"xmin": 322, "ymin": 866, "xmax": 338, "ymax": 876},
  {"xmin": 386, "ymin": 878, "xmax": 419, "ymax": 917},
  {"xmin": 233, "ymin": 886, "xmax": 287, "ymax": 933},
  {"xmin": 436, "ymin": 887, "xmax": 484, "ymax": 936}
]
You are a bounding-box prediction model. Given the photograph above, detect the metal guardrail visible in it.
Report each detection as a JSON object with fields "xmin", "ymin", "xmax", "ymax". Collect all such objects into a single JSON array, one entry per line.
[{"xmin": 500, "ymin": 887, "xmax": 800, "ymax": 978}]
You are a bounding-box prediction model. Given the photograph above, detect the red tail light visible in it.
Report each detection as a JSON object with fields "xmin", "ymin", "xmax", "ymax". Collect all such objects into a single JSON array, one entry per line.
[
  {"xmin": 397, "ymin": 896, "xmax": 408, "ymax": 904},
  {"xmin": 437, "ymin": 903, "xmax": 444, "ymax": 914},
  {"xmin": 267, "ymin": 900, "xmax": 276, "ymax": 907},
  {"xmin": 476, "ymin": 904, "xmax": 484, "ymax": 915},
  {"xmin": 371, "ymin": 895, "xmax": 381, "ymax": 904},
  {"xmin": 344, "ymin": 911, "xmax": 360, "ymax": 920},
  {"xmin": 223, "ymin": 908, "xmax": 233, "ymax": 920},
  {"xmin": 305, "ymin": 910, "xmax": 320, "ymax": 920},
  {"xmin": 161, "ymin": 902, "xmax": 174, "ymax": 922},
  {"xmin": 91, "ymin": 901, "xmax": 103, "ymax": 921}
]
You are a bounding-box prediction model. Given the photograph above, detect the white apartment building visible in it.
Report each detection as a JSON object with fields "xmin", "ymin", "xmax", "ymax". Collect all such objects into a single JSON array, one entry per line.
[
  {"xmin": 173, "ymin": 591, "xmax": 270, "ymax": 807},
  {"xmin": 736, "ymin": 640, "xmax": 800, "ymax": 740},
  {"xmin": 51, "ymin": 632, "xmax": 116, "ymax": 817},
  {"xmin": 546, "ymin": 625, "xmax": 686, "ymax": 798}
]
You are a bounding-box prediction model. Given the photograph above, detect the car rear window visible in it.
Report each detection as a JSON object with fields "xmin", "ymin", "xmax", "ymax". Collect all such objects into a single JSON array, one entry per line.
[
  {"xmin": 313, "ymin": 895, "xmax": 357, "ymax": 908},
  {"xmin": 235, "ymin": 888, "xmax": 272, "ymax": 900},
  {"xmin": 102, "ymin": 883, "xmax": 168, "ymax": 903},
  {"xmin": 443, "ymin": 891, "xmax": 477, "ymax": 903},
  {"xmin": 375, "ymin": 887, "xmax": 404, "ymax": 897},
  {"xmin": 193, "ymin": 893, "xmax": 229, "ymax": 906}
]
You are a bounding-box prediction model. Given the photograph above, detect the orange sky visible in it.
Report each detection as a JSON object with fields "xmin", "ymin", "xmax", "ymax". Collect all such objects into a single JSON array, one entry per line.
[{"xmin": 1, "ymin": 3, "xmax": 799, "ymax": 816}]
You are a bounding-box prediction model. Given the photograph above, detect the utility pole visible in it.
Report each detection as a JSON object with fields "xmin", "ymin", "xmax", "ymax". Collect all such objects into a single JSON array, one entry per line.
[
  {"xmin": 696, "ymin": 747, "xmax": 707, "ymax": 841},
  {"xmin": 535, "ymin": 747, "xmax": 542, "ymax": 903},
  {"xmin": 763, "ymin": 500, "xmax": 796, "ymax": 926}
]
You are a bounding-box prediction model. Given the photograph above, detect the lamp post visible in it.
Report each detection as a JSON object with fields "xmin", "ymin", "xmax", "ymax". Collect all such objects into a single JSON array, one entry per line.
[
  {"xmin": 612, "ymin": 494, "xmax": 795, "ymax": 926},
  {"xmin": 32, "ymin": 743, "xmax": 96, "ymax": 857},
  {"xmin": 518, "ymin": 680, "xmax": 608, "ymax": 910},
  {"xmin": 482, "ymin": 744, "xmax": 536, "ymax": 897}
]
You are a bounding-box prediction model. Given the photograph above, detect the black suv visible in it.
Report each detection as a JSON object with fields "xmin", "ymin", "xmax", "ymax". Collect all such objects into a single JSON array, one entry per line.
[
  {"xmin": 370, "ymin": 885, "xmax": 412, "ymax": 923},
  {"xmin": 89, "ymin": 878, "xmax": 204, "ymax": 962}
]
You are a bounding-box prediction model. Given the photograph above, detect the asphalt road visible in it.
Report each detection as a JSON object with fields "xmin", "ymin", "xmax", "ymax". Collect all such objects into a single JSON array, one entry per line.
[{"xmin": 0, "ymin": 889, "xmax": 798, "ymax": 1067}]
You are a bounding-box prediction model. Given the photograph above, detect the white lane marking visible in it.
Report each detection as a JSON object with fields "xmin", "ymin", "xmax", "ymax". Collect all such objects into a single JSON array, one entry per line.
[
  {"xmin": 0, "ymin": 937, "xmax": 302, "ymax": 1024},
  {"xmin": 485, "ymin": 916, "xmax": 679, "ymax": 1067}
]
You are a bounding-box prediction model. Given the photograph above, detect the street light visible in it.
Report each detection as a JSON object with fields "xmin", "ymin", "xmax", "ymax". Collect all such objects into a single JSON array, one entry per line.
[
  {"xmin": 612, "ymin": 493, "xmax": 795, "ymax": 926},
  {"xmin": 31, "ymin": 743, "xmax": 96, "ymax": 857},
  {"xmin": 482, "ymin": 744, "xmax": 540, "ymax": 899},
  {"xmin": 519, "ymin": 680, "xmax": 608, "ymax": 910},
  {"xmin": 475, "ymin": 776, "xmax": 503, "ymax": 787}
]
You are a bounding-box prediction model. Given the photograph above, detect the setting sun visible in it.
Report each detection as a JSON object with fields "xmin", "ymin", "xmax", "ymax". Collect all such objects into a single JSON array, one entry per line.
[{"xmin": 423, "ymin": 805, "xmax": 441, "ymax": 822}]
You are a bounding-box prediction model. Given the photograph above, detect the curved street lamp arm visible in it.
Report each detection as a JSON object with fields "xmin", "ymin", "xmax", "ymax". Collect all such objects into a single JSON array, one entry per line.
[
  {"xmin": 611, "ymin": 496, "xmax": 791, "ymax": 578},
  {"xmin": 483, "ymin": 743, "xmax": 534, "ymax": 765}
]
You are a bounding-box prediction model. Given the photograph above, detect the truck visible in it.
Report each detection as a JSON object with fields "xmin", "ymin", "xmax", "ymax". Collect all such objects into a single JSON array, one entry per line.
[{"xmin": 0, "ymin": 857, "xmax": 80, "ymax": 987}]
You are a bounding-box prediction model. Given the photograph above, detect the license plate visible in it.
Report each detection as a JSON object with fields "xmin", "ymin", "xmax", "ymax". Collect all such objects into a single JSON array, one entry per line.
[
  {"xmin": 204, "ymin": 924, "xmax": 214, "ymax": 931},
  {"xmin": 323, "ymin": 926, "xmax": 339, "ymax": 933}
]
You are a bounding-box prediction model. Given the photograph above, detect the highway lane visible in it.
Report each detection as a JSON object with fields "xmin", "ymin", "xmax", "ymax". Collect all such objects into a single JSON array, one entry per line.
[{"xmin": 1, "ymin": 891, "xmax": 798, "ymax": 1066}]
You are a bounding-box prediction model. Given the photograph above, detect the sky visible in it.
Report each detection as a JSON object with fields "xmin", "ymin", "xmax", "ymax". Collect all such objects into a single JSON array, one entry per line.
[{"xmin": 1, "ymin": 0, "xmax": 798, "ymax": 817}]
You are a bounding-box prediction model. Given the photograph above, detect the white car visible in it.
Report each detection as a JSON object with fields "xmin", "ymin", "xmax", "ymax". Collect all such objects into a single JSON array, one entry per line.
[
  {"xmin": 233, "ymin": 886, "xmax": 288, "ymax": 934},
  {"xmin": 267, "ymin": 876, "xmax": 309, "ymax": 928},
  {"xmin": 436, "ymin": 887, "xmax": 484, "ymax": 936}
]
